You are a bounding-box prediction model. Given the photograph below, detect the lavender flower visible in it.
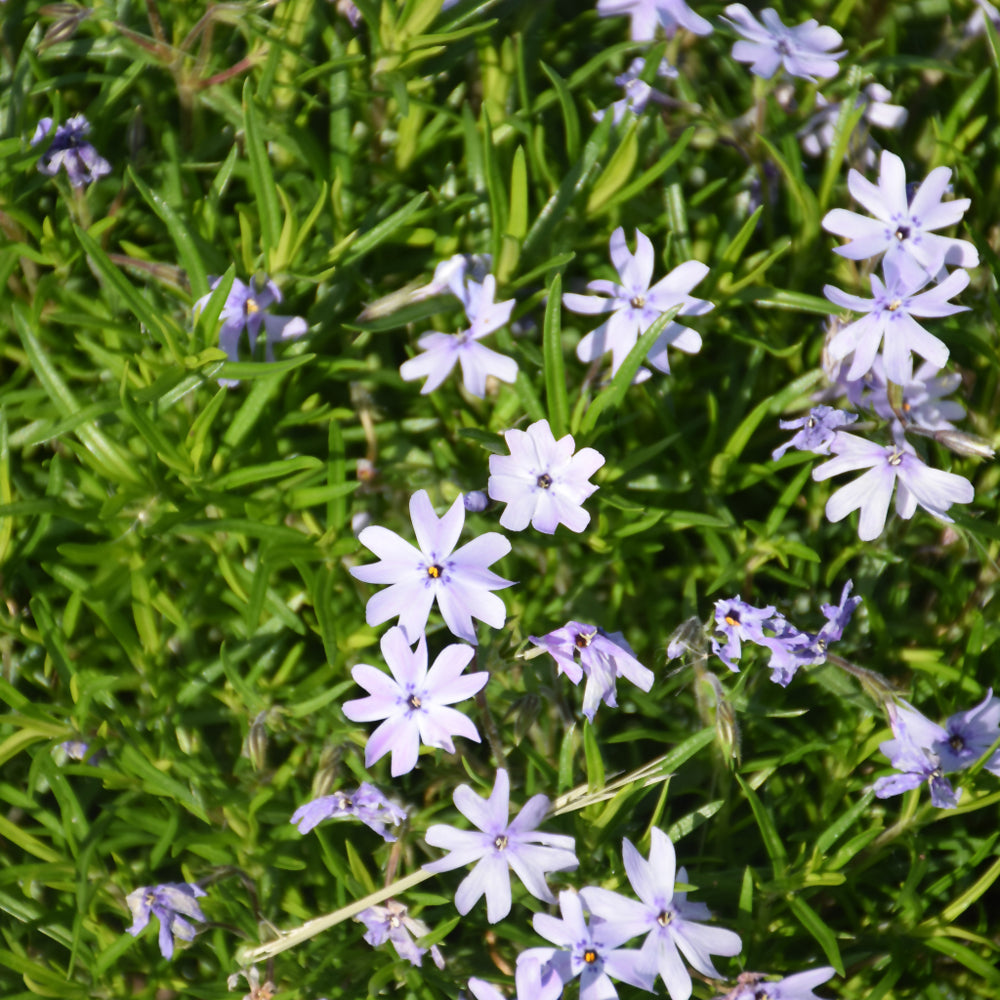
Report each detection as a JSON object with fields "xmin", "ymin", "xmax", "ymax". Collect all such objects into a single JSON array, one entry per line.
[
  {"xmin": 290, "ymin": 783, "xmax": 407, "ymax": 841},
  {"xmin": 564, "ymin": 227, "xmax": 712, "ymax": 380},
  {"xmin": 853, "ymin": 358, "xmax": 966, "ymax": 435},
  {"xmin": 594, "ymin": 57, "xmax": 678, "ymax": 125},
  {"xmin": 399, "ymin": 274, "xmax": 517, "ymax": 397},
  {"xmin": 772, "ymin": 406, "xmax": 858, "ymax": 460},
  {"xmin": 799, "ymin": 83, "xmax": 907, "ymax": 168},
  {"xmin": 357, "ymin": 900, "xmax": 445, "ymax": 969},
  {"xmin": 722, "ymin": 5, "xmax": 845, "ymax": 81},
  {"xmin": 582, "ymin": 828, "xmax": 742, "ymax": 1000},
  {"xmin": 469, "ymin": 958, "xmax": 564, "ymax": 1000},
  {"xmin": 874, "ymin": 702, "xmax": 961, "ymax": 808},
  {"xmin": 487, "ymin": 419, "xmax": 605, "ymax": 534},
  {"xmin": 529, "ymin": 621, "xmax": 654, "ymax": 722},
  {"xmin": 720, "ymin": 967, "xmax": 836, "ymax": 1000},
  {"xmin": 812, "ymin": 433, "xmax": 974, "ymax": 540},
  {"xmin": 126, "ymin": 883, "xmax": 207, "ymax": 959},
  {"xmin": 349, "ymin": 489, "xmax": 513, "ymax": 644},
  {"xmin": 342, "ymin": 626, "xmax": 487, "ymax": 776},
  {"xmin": 423, "ymin": 768, "xmax": 578, "ymax": 922},
  {"xmin": 193, "ymin": 275, "xmax": 308, "ymax": 387},
  {"xmin": 823, "ymin": 267, "xmax": 969, "ymax": 384},
  {"xmin": 520, "ymin": 889, "xmax": 655, "ymax": 1000},
  {"xmin": 595, "ymin": 0, "xmax": 712, "ymax": 41},
  {"xmin": 31, "ymin": 115, "xmax": 111, "ymax": 186},
  {"xmin": 822, "ymin": 151, "xmax": 979, "ymax": 284},
  {"xmin": 712, "ymin": 598, "xmax": 775, "ymax": 671}
]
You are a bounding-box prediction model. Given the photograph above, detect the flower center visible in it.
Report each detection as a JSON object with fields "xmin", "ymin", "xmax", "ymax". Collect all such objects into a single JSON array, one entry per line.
[
  {"xmin": 583, "ymin": 948, "xmax": 599, "ymax": 964},
  {"xmin": 426, "ymin": 564, "xmax": 443, "ymax": 579},
  {"xmin": 494, "ymin": 834, "xmax": 508, "ymax": 850},
  {"xmin": 888, "ymin": 450, "xmax": 904, "ymax": 467},
  {"xmin": 894, "ymin": 225, "xmax": 910, "ymax": 241},
  {"xmin": 806, "ymin": 416, "xmax": 816, "ymax": 428},
  {"xmin": 575, "ymin": 630, "xmax": 595, "ymax": 649},
  {"xmin": 949, "ymin": 733, "xmax": 965, "ymax": 751},
  {"xmin": 536, "ymin": 473, "xmax": 553, "ymax": 489},
  {"xmin": 776, "ymin": 38, "xmax": 791, "ymax": 56},
  {"xmin": 656, "ymin": 909, "xmax": 673, "ymax": 926},
  {"xmin": 388, "ymin": 914, "xmax": 402, "ymax": 929},
  {"xmin": 407, "ymin": 694, "xmax": 422, "ymax": 710},
  {"xmin": 630, "ymin": 295, "xmax": 645, "ymax": 309},
  {"xmin": 724, "ymin": 611, "xmax": 741, "ymax": 627},
  {"xmin": 246, "ymin": 298, "xmax": 260, "ymax": 315},
  {"xmin": 887, "ymin": 298, "xmax": 903, "ymax": 312}
]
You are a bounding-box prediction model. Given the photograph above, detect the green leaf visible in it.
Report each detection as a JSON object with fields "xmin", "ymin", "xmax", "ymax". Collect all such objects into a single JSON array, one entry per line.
[
  {"xmin": 586, "ymin": 120, "xmax": 639, "ymax": 214},
  {"xmin": 788, "ymin": 895, "xmax": 845, "ymax": 976},
  {"xmin": 736, "ymin": 773, "xmax": 788, "ymax": 877},
  {"xmin": 243, "ymin": 80, "xmax": 282, "ymax": 260},
  {"xmin": 543, "ymin": 272, "xmax": 570, "ymax": 438}
]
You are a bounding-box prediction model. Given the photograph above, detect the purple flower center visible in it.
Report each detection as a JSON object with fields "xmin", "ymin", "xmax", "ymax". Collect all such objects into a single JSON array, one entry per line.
[
  {"xmin": 776, "ymin": 38, "xmax": 791, "ymax": 56},
  {"xmin": 493, "ymin": 834, "xmax": 508, "ymax": 850},
  {"xmin": 407, "ymin": 694, "xmax": 422, "ymax": 710},
  {"xmin": 583, "ymin": 948, "xmax": 599, "ymax": 964},
  {"xmin": 724, "ymin": 611, "xmax": 741, "ymax": 627},
  {"xmin": 887, "ymin": 298, "xmax": 903, "ymax": 312},
  {"xmin": 888, "ymin": 450, "xmax": 904, "ymax": 467},
  {"xmin": 574, "ymin": 631, "xmax": 595, "ymax": 649},
  {"xmin": 894, "ymin": 225, "xmax": 911, "ymax": 241},
  {"xmin": 656, "ymin": 909, "xmax": 673, "ymax": 926},
  {"xmin": 426, "ymin": 564, "xmax": 443, "ymax": 579},
  {"xmin": 630, "ymin": 295, "xmax": 646, "ymax": 309},
  {"xmin": 949, "ymin": 733, "xmax": 965, "ymax": 751},
  {"xmin": 536, "ymin": 473, "xmax": 553, "ymax": 489},
  {"xmin": 246, "ymin": 298, "xmax": 260, "ymax": 315}
]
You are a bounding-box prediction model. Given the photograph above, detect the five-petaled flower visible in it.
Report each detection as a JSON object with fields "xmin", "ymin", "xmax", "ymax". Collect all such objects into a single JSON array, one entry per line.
[
  {"xmin": 595, "ymin": 0, "xmax": 712, "ymax": 41},
  {"xmin": 31, "ymin": 115, "xmax": 111, "ymax": 187},
  {"xmin": 357, "ymin": 900, "xmax": 445, "ymax": 968},
  {"xmin": 350, "ymin": 489, "xmax": 513, "ymax": 644},
  {"xmin": 722, "ymin": 967, "xmax": 836, "ymax": 1000},
  {"xmin": 519, "ymin": 889, "xmax": 654, "ymax": 1000},
  {"xmin": 812, "ymin": 432, "xmax": 974, "ymax": 540},
  {"xmin": 581, "ymin": 828, "xmax": 743, "ymax": 1000},
  {"xmin": 290, "ymin": 782, "xmax": 407, "ymax": 841},
  {"xmin": 723, "ymin": 5, "xmax": 845, "ymax": 81},
  {"xmin": 529, "ymin": 621, "xmax": 654, "ymax": 721},
  {"xmin": 823, "ymin": 267, "xmax": 968, "ymax": 384},
  {"xmin": 772, "ymin": 406, "xmax": 858, "ymax": 461},
  {"xmin": 821, "ymin": 150, "xmax": 979, "ymax": 284},
  {"xmin": 193, "ymin": 275, "xmax": 308, "ymax": 387},
  {"xmin": 563, "ymin": 227, "xmax": 712, "ymax": 381},
  {"xmin": 342, "ymin": 626, "xmax": 488, "ymax": 776},
  {"xmin": 488, "ymin": 419, "xmax": 605, "ymax": 534},
  {"xmin": 126, "ymin": 882, "xmax": 207, "ymax": 960},
  {"xmin": 400, "ymin": 273, "xmax": 518, "ymax": 397},
  {"xmin": 424, "ymin": 768, "xmax": 579, "ymax": 922}
]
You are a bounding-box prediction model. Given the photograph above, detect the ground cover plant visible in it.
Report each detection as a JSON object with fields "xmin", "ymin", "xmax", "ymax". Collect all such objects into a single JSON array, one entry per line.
[{"xmin": 2, "ymin": 0, "xmax": 1000, "ymax": 998}]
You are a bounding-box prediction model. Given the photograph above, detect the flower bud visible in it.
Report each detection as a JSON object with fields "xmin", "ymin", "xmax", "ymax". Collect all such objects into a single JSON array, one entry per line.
[{"xmin": 934, "ymin": 428, "xmax": 995, "ymax": 459}]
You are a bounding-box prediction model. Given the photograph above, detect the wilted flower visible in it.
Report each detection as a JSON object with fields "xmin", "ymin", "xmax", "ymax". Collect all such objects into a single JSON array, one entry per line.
[
  {"xmin": 487, "ymin": 419, "xmax": 605, "ymax": 534},
  {"xmin": 399, "ymin": 274, "xmax": 518, "ymax": 397},
  {"xmin": 855, "ymin": 358, "xmax": 966, "ymax": 435},
  {"xmin": 357, "ymin": 900, "xmax": 445, "ymax": 968},
  {"xmin": 290, "ymin": 782, "xmax": 407, "ymax": 841},
  {"xmin": 519, "ymin": 890, "xmax": 654, "ymax": 1000},
  {"xmin": 424, "ymin": 768, "xmax": 578, "ymax": 922},
  {"xmin": 772, "ymin": 405, "xmax": 858, "ymax": 460},
  {"xmin": 581, "ymin": 828, "xmax": 742, "ymax": 1000},
  {"xmin": 31, "ymin": 114, "xmax": 111, "ymax": 186},
  {"xmin": 529, "ymin": 621, "xmax": 654, "ymax": 721},
  {"xmin": 342, "ymin": 626, "xmax": 488, "ymax": 776},
  {"xmin": 595, "ymin": 0, "xmax": 712, "ymax": 41},
  {"xmin": 822, "ymin": 150, "xmax": 979, "ymax": 284},
  {"xmin": 812, "ymin": 432, "xmax": 974, "ymax": 540},
  {"xmin": 193, "ymin": 275, "xmax": 308, "ymax": 387},
  {"xmin": 126, "ymin": 882, "xmax": 207, "ymax": 959},
  {"xmin": 722, "ymin": 5, "xmax": 845, "ymax": 81},
  {"xmin": 349, "ymin": 489, "xmax": 513, "ymax": 644},
  {"xmin": 823, "ymin": 266, "xmax": 968, "ymax": 384},
  {"xmin": 563, "ymin": 227, "xmax": 712, "ymax": 380}
]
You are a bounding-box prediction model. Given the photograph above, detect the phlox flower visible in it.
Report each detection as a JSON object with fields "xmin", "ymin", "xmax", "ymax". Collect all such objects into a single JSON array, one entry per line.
[
  {"xmin": 529, "ymin": 621, "xmax": 654, "ymax": 722},
  {"xmin": 126, "ymin": 883, "xmax": 207, "ymax": 960},
  {"xmin": 31, "ymin": 115, "xmax": 111, "ymax": 186},
  {"xmin": 721, "ymin": 967, "xmax": 836, "ymax": 1000},
  {"xmin": 582, "ymin": 828, "xmax": 742, "ymax": 1000},
  {"xmin": 595, "ymin": 0, "xmax": 712, "ymax": 41},
  {"xmin": 468, "ymin": 958, "xmax": 564, "ymax": 1000},
  {"xmin": 487, "ymin": 419, "xmax": 605, "ymax": 534},
  {"xmin": 290, "ymin": 782, "xmax": 407, "ymax": 841},
  {"xmin": 822, "ymin": 150, "xmax": 979, "ymax": 284},
  {"xmin": 594, "ymin": 57, "xmax": 678, "ymax": 125},
  {"xmin": 772, "ymin": 405, "xmax": 858, "ymax": 460},
  {"xmin": 193, "ymin": 275, "xmax": 308, "ymax": 387},
  {"xmin": 357, "ymin": 900, "xmax": 445, "ymax": 968},
  {"xmin": 722, "ymin": 5, "xmax": 845, "ymax": 81},
  {"xmin": 520, "ymin": 890, "xmax": 655, "ymax": 1000},
  {"xmin": 712, "ymin": 598, "xmax": 775, "ymax": 671},
  {"xmin": 850, "ymin": 358, "xmax": 966, "ymax": 436},
  {"xmin": 400, "ymin": 274, "xmax": 517, "ymax": 397},
  {"xmin": 342, "ymin": 626, "xmax": 487, "ymax": 776},
  {"xmin": 563, "ymin": 227, "xmax": 712, "ymax": 380},
  {"xmin": 423, "ymin": 768, "xmax": 578, "ymax": 922},
  {"xmin": 812, "ymin": 433, "xmax": 974, "ymax": 540},
  {"xmin": 349, "ymin": 489, "xmax": 513, "ymax": 644},
  {"xmin": 823, "ymin": 267, "xmax": 969, "ymax": 384},
  {"xmin": 799, "ymin": 83, "xmax": 907, "ymax": 168}
]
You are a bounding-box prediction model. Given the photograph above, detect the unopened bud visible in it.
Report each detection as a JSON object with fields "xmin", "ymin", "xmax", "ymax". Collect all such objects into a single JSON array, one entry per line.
[
  {"xmin": 312, "ymin": 744, "xmax": 342, "ymax": 799},
  {"xmin": 510, "ymin": 693, "xmax": 541, "ymax": 746},
  {"xmin": 666, "ymin": 616, "xmax": 707, "ymax": 662},
  {"xmin": 245, "ymin": 711, "xmax": 268, "ymax": 771},
  {"xmin": 463, "ymin": 490, "xmax": 490, "ymax": 513},
  {"xmin": 934, "ymin": 428, "xmax": 995, "ymax": 460}
]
